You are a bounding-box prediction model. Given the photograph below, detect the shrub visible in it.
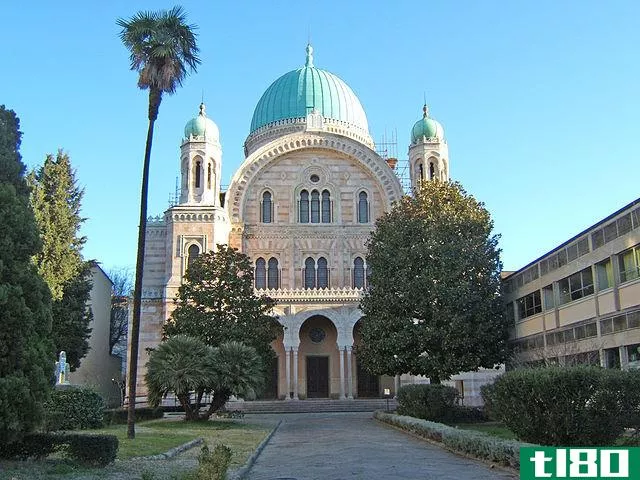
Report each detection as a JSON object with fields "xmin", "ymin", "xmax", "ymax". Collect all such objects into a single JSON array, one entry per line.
[
  {"xmin": 396, "ymin": 384, "xmax": 458, "ymax": 421},
  {"xmin": 447, "ymin": 405, "xmax": 488, "ymax": 423},
  {"xmin": 0, "ymin": 432, "xmax": 118, "ymax": 465},
  {"xmin": 194, "ymin": 443, "xmax": 232, "ymax": 480},
  {"xmin": 104, "ymin": 406, "xmax": 164, "ymax": 425},
  {"xmin": 44, "ymin": 387, "xmax": 104, "ymax": 431},
  {"xmin": 375, "ymin": 411, "xmax": 534, "ymax": 469},
  {"xmin": 64, "ymin": 433, "xmax": 118, "ymax": 466},
  {"xmin": 489, "ymin": 366, "xmax": 640, "ymax": 446}
]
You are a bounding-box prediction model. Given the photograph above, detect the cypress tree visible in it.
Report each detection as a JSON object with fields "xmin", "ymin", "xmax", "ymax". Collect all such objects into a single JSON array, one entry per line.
[
  {"xmin": 0, "ymin": 105, "xmax": 53, "ymax": 443},
  {"xmin": 29, "ymin": 151, "xmax": 92, "ymax": 370}
]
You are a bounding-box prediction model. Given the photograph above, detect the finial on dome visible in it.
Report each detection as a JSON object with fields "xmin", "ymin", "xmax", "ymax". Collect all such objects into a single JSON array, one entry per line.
[
  {"xmin": 199, "ymin": 102, "xmax": 206, "ymax": 117},
  {"xmin": 305, "ymin": 43, "xmax": 314, "ymax": 67},
  {"xmin": 422, "ymin": 104, "xmax": 429, "ymax": 118}
]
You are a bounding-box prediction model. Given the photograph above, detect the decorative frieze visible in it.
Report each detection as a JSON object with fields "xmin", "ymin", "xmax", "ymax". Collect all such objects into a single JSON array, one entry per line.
[{"xmin": 255, "ymin": 286, "xmax": 364, "ymax": 303}]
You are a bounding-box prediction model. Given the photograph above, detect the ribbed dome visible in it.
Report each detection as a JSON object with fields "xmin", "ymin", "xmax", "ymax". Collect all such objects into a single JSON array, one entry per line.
[
  {"xmin": 184, "ymin": 103, "xmax": 219, "ymax": 140},
  {"xmin": 411, "ymin": 105, "xmax": 444, "ymax": 144},
  {"xmin": 249, "ymin": 45, "xmax": 369, "ymax": 134}
]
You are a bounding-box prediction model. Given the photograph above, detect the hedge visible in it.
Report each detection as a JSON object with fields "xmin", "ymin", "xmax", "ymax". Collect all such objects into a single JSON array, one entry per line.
[
  {"xmin": 375, "ymin": 411, "xmax": 535, "ymax": 469},
  {"xmin": 104, "ymin": 407, "xmax": 164, "ymax": 425},
  {"xmin": 483, "ymin": 366, "xmax": 640, "ymax": 446},
  {"xmin": 44, "ymin": 387, "xmax": 104, "ymax": 431},
  {"xmin": 397, "ymin": 384, "xmax": 458, "ymax": 421},
  {"xmin": 0, "ymin": 432, "xmax": 118, "ymax": 466}
]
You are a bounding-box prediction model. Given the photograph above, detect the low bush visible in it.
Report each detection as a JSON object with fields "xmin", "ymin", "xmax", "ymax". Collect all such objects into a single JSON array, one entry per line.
[
  {"xmin": 487, "ymin": 366, "xmax": 640, "ymax": 446},
  {"xmin": 44, "ymin": 387, "xmax": 104, "ymax": 431},
  {"xmin": 104, "ymin": 406, "xmax": 164, "ymax": 425},
  {"xmin": 0, "ymin": 432, "xmax": 118, "ymax": 466},
  {"xmin": 447, "ymin": 405, "xmax": 488, "ymax": 423},
  {"xmin": 396, "ymin": 384, "xmax": 459, "ymax": 422},
  {"xmin": 182, "ymin": 443, "xmax": 232, "ymax": 480},
  {"xmin": 375, "ymin": 411, "xmax": 534, "ymax": 469}
]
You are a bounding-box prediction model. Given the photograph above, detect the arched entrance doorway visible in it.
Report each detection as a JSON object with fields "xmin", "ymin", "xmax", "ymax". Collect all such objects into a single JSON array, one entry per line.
[
  {"xmin": 298, "ymin": 315, "xmax": 338, "ymax": 398},
  {"xmin": 353, "ymin": 320, "xmax": 380, "ymax": 398}
]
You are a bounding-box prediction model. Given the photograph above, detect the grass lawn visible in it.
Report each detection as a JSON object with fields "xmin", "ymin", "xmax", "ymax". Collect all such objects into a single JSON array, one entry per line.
[{"xmin": 453, "ymin": 422, "xmax": 518, "ymax": 440}]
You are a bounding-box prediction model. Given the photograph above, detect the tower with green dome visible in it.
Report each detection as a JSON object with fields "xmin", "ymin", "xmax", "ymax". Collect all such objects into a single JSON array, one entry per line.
[{"xmin": 408, "ymin": 104, "xmax": 449, "ymax": 190}]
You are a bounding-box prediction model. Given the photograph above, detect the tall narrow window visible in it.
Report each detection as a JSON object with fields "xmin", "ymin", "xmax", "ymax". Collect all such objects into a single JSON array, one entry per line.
[
  {"xmin": 311, "ymin": 190, "xmax": 320, "ymax": 223},
  {"xmin": 207, "ymin": 163, "xmax": 212, "ymax": 189},
  {"xmin": 321, "ymin": 190, "xmax": 331, "ymax": 223},
  {"xmin": 317, "ymin": 257, "xmax": 328, "ymax": 288},
  {"xmin": 194, "ymin": 161, "xmax": 201, "ymax": 188},
  {"xmin": 304, "ymin": 257, "xmax": 315, "ymax": 289},
  {"xmin": 358, "ymin": 192, "xmax": 369, "ymax": 223},
  {"xmin": 255, "ymin": 258, "xmax": 266, "ymax": 289},
  {"xmin": 262, "ymin": 191, "xmax": 272, "ymax": 223},
  {"xmin": 299, "ymin": 190, "xmax": 309, "ymax": 223},
  {"xmin": 429, "ymin": 162, "xmax": 435, "ymax": 180},
  {"xmin": 419, "ymin": 163, "xmax": 424, "ymax": 182},
  {"xmin": 353, "ymin": 257, "xmax": 365, "ymax": 288},
  {"xmin": 267, "ymin": 257, "xmax": 279, "ymax": 289},
  {"xmin": 187, "ymin": 244, "xmax": 200, "ymax": 269}
]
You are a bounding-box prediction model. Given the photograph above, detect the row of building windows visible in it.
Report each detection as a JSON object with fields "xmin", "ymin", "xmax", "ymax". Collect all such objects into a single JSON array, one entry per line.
[
  {"xmin": 513, "ymin": 244, "xmax": 640, "ymax": 320},
  {"xmin": 260, "ymin": 190, "xmax": 370, "ymax": 224},
  {"xmin": 254, "ymin": 256, "xmax": 371, "ymax": 290},
  {"xmin": 600, "ymin": 309, "xmax": 640, "ymax": 335},
  {"xmin": 505, "ymin": 205, "xmax": 640, "ymax": 294}
]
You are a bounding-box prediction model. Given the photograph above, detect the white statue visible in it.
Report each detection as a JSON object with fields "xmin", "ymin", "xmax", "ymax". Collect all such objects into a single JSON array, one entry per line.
[{"xmin": 55, "ymin": 351, "xmax": 70, "ymax": 385}]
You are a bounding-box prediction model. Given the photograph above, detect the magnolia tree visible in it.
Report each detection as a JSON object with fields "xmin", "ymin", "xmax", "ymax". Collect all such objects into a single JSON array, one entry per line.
[{"xmin": 357, "ymin": 181, "xmax": 510, "ymax": 383}]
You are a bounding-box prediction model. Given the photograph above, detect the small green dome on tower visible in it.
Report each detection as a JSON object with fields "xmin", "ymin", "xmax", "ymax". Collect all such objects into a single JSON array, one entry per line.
[
  {"xmin": 249, "ymin": 44, "xmax": 369, "ymax": 134},
  {"xmin": 184, "ymin": 103, "xmax": 219, "ymax": 140},
  {"xmin": 411, "ymin": 105, "xmax": 444, "ymax": 144}
]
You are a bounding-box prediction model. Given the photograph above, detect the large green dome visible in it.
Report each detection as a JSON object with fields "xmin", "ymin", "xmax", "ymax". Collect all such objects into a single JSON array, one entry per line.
[
  {"xmin": 249, "ymin": 45, "xmax": 369, "ymax": 134},
  {"xmin": 411, "ymin": 105, "xmax": 444, "ymax": 144}
]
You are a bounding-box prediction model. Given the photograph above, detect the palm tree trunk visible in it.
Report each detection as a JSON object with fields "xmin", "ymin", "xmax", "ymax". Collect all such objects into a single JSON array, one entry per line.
[
  {"xmin": 127, "ymin": 88, "xmax": 161, "ymax": 439},
  {"xmin": 203, "ymin": 389, "xmax": 231, "ymax": 420}
]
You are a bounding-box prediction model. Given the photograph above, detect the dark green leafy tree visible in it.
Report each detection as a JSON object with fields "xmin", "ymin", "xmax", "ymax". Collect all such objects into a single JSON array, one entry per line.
[
  {"xmin": 0, "ymin": 105, "xmax": 53, "ymax": 443},
  {"xmin": 164, "ymin": 245, "xmax": 282, "ymax": 373},
  {"xmin": 117, "ymin": 5, "xmax": 200, "ymax": 438},
  {"xmin": 28, "ymin": 151, "xmax": 92, "ymax": 370},
  {"xmin": 146, "ymin": 336, "xmax": 263, "ymax": 420},
  {"xmin": 28, "ymin": 150, "xmax": 85, "ymax": 300},
  {"xmin": 358, "ymin": 181, "xmax": 509, "ymax": 383}
]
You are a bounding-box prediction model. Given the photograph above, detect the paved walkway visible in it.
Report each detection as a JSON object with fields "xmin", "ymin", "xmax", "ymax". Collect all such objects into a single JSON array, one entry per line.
[{"xmin": 246, "ymin": 412, "xmax": 517, "ymax": 480}]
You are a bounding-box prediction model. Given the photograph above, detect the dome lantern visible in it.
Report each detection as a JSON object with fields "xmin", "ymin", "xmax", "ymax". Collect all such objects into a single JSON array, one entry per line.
[
  {"xmin": 410, "ymin": 104, "xmax": 444, "ymax": 144},
  {"xmin": 184, "ymin": 102, "xmax": 220, "ymax": 141}
]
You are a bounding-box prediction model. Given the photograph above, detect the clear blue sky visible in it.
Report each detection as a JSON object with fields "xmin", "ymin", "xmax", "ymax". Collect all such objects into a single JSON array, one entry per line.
[{"xmin": 3, "ymin": 0, "xmax": 639, "ymax": 274}]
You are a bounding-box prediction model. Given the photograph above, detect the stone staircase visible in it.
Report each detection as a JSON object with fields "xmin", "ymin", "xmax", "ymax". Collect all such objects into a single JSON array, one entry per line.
[{"xmin": 224, "ymin": 398, "xmax": 397, "ymax": 414}]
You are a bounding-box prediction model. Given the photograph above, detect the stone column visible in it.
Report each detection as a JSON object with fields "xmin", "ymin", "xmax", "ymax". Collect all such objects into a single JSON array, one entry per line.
[
  {"xmin": 394, "ymin": 374, "xmax": 400, "ymax": 399},
  {"xmin": 346, "ymin": 346, "xmax": 353, "ymax": 399},
  {"xmin": 292, "ymin": 348, "xmax": 299, "ymax": 400},
  {"xmin": 339, "ymin": 346, "xmax": 346, "ymax": 399},
  {"xmin": 285, "ymin": 348, "xmax": 291, "ymax": 400}
]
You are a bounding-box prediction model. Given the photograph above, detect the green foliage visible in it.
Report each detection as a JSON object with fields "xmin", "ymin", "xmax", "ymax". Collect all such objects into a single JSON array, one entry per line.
[
  {"xmin": 358, "ymin": 181, "xmax": 509, "ymax": 382},
  {"xmin": 145, "ymin": 336, "xmax": 264, "ymax": 420},
  {"xmin": 28, "ymin": 151, "xmax": 92, "ymax": 370},
  {"xmin": 44, "ymin": 387, "xmax": 105, "ymax": 431},
  {"xmin": 163, "ymin": 245, "xmax": 282, "ymax": 381},
  {"xmin": 0, "ymin": 432, "xmax": 118, "ymax": 466},
  {"xmin": 0, "ymin": 105, "xmax": 53, "ymax": 443},
  {"xmin": 375, "ymin": 411, "xmax": 534, "ymax": 469},
  {"xmin": 195, "ymin": 443, "xmax": 232, "ymax": 480},
  {"xmin": 396, "ymin": 384, "xmax": 459, "ymax": 421},
  {"xmin": 104, "ymin": 407, "xmax": 163, "ymax": 425},
  {"xmin": 487, "ymin": 366, "xmax": 640, "ymax": 446}
]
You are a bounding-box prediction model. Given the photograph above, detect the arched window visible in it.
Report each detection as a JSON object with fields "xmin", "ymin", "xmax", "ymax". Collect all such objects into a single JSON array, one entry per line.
[
  {"xmin": 310, "ymin": 190, "xmax": 320, "ymax": 223},
  {"xmin": 267, "ymin": 257, "xmax": 279, "ymax": 289},
  {"xmin": 187, "ymin": 244, "xmax": 200, "ymax": 269},
  {"xmin": 299, "ymin": 190, "xmax": 309, "ymax": 223},
  {"xmin": 194, "ymin": 161, "xmax": 201, "ymax": 188},
  {"xmin": 419, "ymin": 163, "xmax": 424, "ymax": 182},
  {"xmin": 429, "ymin": 162, "xmax": 435, "ymax": 180},
  {"xmin": 261, "ymin": 191, "xmax": 272, "ymax": 223},
  {"xmin": 255, "ymin": 258, "xmax": 266, "ymax": 289},
  {"xmin": 317, "ymin": 257, "xmax": 328, "ymax": 289},
  {"xmin": 321, "ymin": 190, "xmax": 331, "ymax": 223},
  {"xmin": 358, "ymin": 191, "xmax": 369, "ymax": 223},
  {"xmin": 207, "ymin": 163, "xmax": 212, "ymax": 189},
  {"xmin": 353, "ymin": 257, "xmax": 365, "ymax": 288},
  {"xmin": 304, "ymin": 257, "xmax": 316, "ymax": 289}
]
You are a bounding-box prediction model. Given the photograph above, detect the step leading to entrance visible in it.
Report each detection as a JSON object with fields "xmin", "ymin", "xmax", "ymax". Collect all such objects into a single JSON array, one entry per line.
[{"xmin": 225, "ymin": 398, "xmax": 398, "ymax": 414}]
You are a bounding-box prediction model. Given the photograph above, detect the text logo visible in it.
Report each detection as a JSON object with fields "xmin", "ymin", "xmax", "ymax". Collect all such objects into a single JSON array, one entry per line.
[{"xmin": 520, "ymin": 447, "xmax": 640, "ymax": 479}]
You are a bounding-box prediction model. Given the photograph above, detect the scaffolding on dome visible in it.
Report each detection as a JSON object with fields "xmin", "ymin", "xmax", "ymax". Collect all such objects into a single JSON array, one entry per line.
[{"xmin": 375, "ymin": 129, "xmax": 411, "ymax": 195}]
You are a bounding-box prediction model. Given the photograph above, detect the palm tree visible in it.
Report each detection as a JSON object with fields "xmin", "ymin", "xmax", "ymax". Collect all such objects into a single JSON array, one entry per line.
[{"xmin": 117, "ymin": 6, "xmax": 200, "ymax": 438}]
